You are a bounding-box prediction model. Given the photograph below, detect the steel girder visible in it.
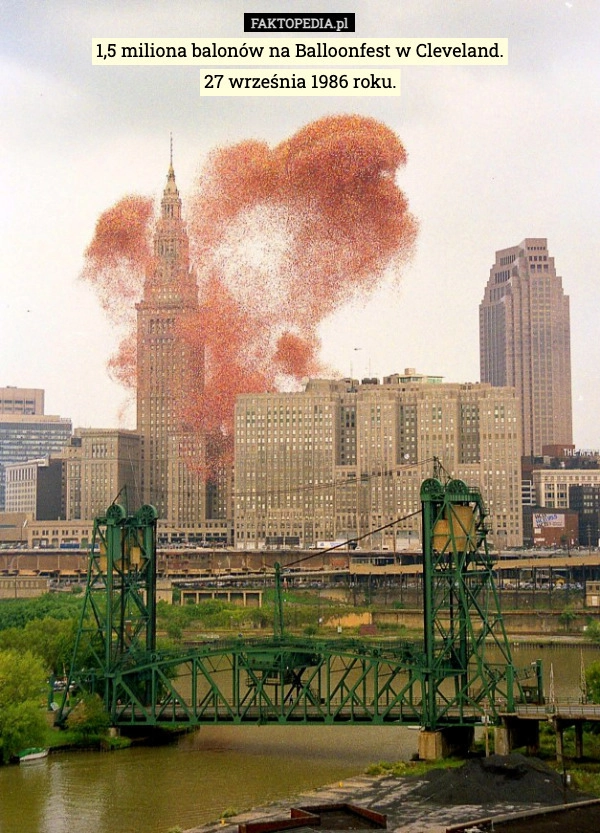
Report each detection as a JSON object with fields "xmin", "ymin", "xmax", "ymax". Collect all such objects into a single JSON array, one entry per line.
[
  {"xmin": 94, "ymin": 638, "xmax": 428, "ymax": 727},
  {"xmin": 420, "ymin": 477, "xmax": 535, "ymax": 730}
]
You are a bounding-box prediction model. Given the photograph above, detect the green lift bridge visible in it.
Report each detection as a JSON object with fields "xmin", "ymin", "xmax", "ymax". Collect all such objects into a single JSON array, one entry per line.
[{"xmin": 56, "ymin": 478, "xmax": 542, "ymax": 734}]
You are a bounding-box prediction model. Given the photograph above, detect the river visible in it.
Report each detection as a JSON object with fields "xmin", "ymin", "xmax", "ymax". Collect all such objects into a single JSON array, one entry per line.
[
  {"xmin": 0, "ymin": 725, "xmax": 420, "ymax": 833},
  {"xmin": 1, "ymin": 643, "xmax": 598, "ymax": 833}
]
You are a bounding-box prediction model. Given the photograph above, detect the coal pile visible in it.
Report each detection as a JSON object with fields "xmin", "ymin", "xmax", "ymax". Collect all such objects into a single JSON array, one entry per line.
[{"xmin": 408, "ymin": 754, "xmax": 584, "ymax": 807}]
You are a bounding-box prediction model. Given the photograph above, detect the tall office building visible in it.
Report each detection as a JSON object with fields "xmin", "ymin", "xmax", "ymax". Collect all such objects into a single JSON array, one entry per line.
[
  {"xmin": 0, "ymin": 386, "xmax": 44, "ymax": 415},
  {"xmin": 63, "ymin": 428, "xmax": 143, "ymax": 521},
  {"xmin": 479, "ymin": 238, "xmax": 572, "ymax": 457},
  {"xmin": 0, "ymin": 412, "xmax": 72, "ymax": 511},
  {"xmin": 136, "ymin": 155, "xmax": 205, "ymax": 521},
  {"xmin": 235, "ymin": 374, "xmax": 523, "ymax": 549}
]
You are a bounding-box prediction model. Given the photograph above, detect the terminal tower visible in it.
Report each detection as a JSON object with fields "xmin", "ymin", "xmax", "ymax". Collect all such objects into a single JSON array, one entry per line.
[{"xmin": 136, "ymin": 153, "xmax": 206, "ymax": 526}]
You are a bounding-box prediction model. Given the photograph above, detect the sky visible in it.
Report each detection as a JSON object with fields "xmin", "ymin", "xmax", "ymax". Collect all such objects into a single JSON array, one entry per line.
[{"xmin": 2, "ymin": 0, "xmax": 599, "ymax": 447}]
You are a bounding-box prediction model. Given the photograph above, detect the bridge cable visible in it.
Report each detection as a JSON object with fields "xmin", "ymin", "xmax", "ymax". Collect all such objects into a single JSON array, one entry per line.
[{"xmin": 284, "ymin": 508, "xmax": 423, "ymax": 568}]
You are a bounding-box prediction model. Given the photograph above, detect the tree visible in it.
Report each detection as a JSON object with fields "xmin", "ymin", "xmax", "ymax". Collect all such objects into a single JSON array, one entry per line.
[
  {"xmin": 586, "ymin": 660, "xmax": 600, "ymax": 704},
  {"xmin": 66, "ymin": 693, "xmax": 110, "ymax": 740},
  {"xmin": 0, "ymin": 702, "xmax": 47, "ymax": 763},
  {"xmin": 0, "ymin": 617, "xmax": 78, "ymax": 676},
  {"xmin": 585, "ymin": 620, "xmax": 600, "ymax": 643},
  {"xmin": 558, "ymin": 605, "xmax": 577, "ymax": 631},
  {"xmin": 0, "ymin": 594, "xmax": 83, "ymax": 632},
  {"xmin": 0, "ymin": 649, "xmax": 48, "ymax": 763}
]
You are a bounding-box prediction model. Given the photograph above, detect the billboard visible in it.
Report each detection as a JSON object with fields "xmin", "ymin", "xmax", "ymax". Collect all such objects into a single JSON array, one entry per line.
[{"xmin": 533, "ymin": 513, "xmax": 565, "ymax": 530}]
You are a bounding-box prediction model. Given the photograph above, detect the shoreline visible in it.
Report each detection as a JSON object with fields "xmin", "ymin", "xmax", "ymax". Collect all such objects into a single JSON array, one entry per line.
[{"xmin": 183, "ymin": 756, "xmax": 595, "ymax": 833}]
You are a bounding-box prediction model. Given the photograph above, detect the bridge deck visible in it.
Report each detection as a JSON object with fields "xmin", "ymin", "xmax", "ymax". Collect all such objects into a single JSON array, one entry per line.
[{"xmin": 512, "ymin": 702, "xmax": 600, "ymax": 721}]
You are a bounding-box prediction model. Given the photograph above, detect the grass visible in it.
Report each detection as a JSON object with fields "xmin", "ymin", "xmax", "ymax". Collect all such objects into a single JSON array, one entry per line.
[
  {"xmin": 365, "ymin": 757, "xmax": 465, "ymax": 778},
  {"xmin": 364, "ymin": 726, "xmax": 600, "ymax": 797},
  {"xmin": 44, "ymin": 724, "xmax": 133, "ymax": 753},
  {"xmin": 567, "ymin": 765, "xmax": 600, "ymax": 796},
  {"xmin": 536, "ymin": 724, "xmax": 600, "ymax": 796}
]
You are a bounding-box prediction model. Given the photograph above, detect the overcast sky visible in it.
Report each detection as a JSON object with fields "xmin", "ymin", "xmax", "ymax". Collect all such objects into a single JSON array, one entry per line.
[{"xmin": 2, "ymin": 0, "xmax": 599, "ymax": 448}]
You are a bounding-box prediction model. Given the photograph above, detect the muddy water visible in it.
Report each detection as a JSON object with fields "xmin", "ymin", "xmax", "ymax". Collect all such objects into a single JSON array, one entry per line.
[
  {"xmin": 1, "ymin": 644, "xmax": 597, "ymax": 833},
  {"xmin": 0, "ymin": 725, "xmax": 420, "ymax": 833}
]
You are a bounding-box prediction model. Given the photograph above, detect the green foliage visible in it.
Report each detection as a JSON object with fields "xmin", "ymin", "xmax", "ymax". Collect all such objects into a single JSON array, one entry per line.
[
  {"xmin": 586, "ymin": 620, "xmax": 600, "ymax": 643},
  {"xmin": 558, "ymin": 605, "xmax": 577, "ymax": 630},
  {"xmin": 365, "ymin": 758, "xmax": 464, "ymax": 778},
  {"xmin": 0, "ymin": 701, "xmax": 47, "ymax": 763},
  {"xmin": 586, "ymin": 660, "xmax": 600, "ymax": 704},
  {"xmin": 157, "ymin": 599, "xmax": 270, "ymax": 639},
  {"xmin": 156, "ymin": 592, "xmax": 373, "ymax": 643},
  {"xmin": 155, "ymin": 586, "xmax": 376, "ymax": 644},
  {"xmin": 375, "ymin": 622, "xmax": 407, "ymax": 633},
  {"xmin": 66, "ymin": 693, "xmax": 110, "ymax": 739},
  {"xmin": 0, "ymin": 649, "xmax": 48, "ymax": 763},
  {"xmin": 0, "ymin": 617, "xmax": 78, "ymax": 675},
  {"xmin": 568, "ymin": 765, "xmax": 600, "ymax": 797},
  {"xmin": 100, "ymin": 734, "xmax": 132, "ymax": 751},
  {"xmin": 0, "ymin": 594, "xmax": 83, "ymax": 632},
  {"xmin": 539, "ymin": 719, "xmax": 556, "ymax": 740},
  {"xmin": 0, "ymin": 648, "xmax": 47, "ymax": 704}
]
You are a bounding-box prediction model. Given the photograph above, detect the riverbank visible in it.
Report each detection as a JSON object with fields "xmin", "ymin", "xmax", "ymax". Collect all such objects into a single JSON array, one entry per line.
[
  {"xmin": 372, "ymin": 607, "xmax": 600, "ymax": 641},
  {"xmin": 184, "ymin": 755, "xmax": 599, "ymax": 833}
]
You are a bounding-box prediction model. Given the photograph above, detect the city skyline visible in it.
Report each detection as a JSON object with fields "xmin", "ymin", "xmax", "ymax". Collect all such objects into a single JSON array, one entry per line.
[{"xmin": 3, "ymin": 1, "xmax": 599, "ymax": 447}]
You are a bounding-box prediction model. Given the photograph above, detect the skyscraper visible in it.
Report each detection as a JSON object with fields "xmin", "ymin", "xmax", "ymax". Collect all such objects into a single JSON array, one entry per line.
[
  {"xmin": 0, "ymin": 409, "xmax": 72, "ymax": 511},
  {"xmin": 136, "ymin": 155, "xmax": 204, "ymax": 520},
  {"xmin": 479, "ymin": 238, "xmax": 572, "ymax": 457}
]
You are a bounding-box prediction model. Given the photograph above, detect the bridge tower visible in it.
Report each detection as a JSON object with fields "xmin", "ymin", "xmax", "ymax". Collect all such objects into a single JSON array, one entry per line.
[
  {"xmin": 420, "ymin": 477, "xmax": 524, "ymax": 737},
  {"xmin": 56, "ymin": 503, "xmax": 158, "ymax": 724}
]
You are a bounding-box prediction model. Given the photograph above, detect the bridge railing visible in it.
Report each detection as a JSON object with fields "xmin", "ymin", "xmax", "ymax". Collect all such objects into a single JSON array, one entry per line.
[{"xmin": 514, "ymin": 700, "xmax": 600, "ymax": 719}]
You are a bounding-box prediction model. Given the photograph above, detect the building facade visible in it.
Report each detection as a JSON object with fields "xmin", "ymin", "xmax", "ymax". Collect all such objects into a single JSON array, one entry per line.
[
  {"xmin": 136, "ymin": 157, "xmax": 205, "ymax": 523},
  {"xmin": 63, "ymin": 428, "xmax": 143, "ymax": 521},
  {"xmin": 234, "ymin": 374, "xmax": 523, "ymax": 550},
  {"xmin": 0, "ymin": 386, "xmax": 44, "ymax": 415},
  {"xmin": 569, "ymin": 484, "xmax": 600, "ymax": 549},
  {"xmin": 479, "ymin": 238, "xmax": 572, "ymax": 457},
  {"xmin": 532, "ymin": 468, "xmax": 600, "ymax": 510},
  {"xmin": 26, "ymin": 520, "xmax": 93, "ymax": 549},
  {"xmin": 4, "ymin": 457, "xmax": 63, "ymax": 519},
  {"xmin": 522, "ymin": 507, "xmax": 579, "ymax": 549},
  {"xmin": 0, "ymin": 413, "xmax": 72, "ymax": 510}
]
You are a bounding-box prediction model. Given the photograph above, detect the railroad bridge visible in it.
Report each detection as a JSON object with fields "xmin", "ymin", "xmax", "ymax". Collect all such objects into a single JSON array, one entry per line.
[{"xmin": 57, "ymin": 478, "xmax": 559, "ymax": 759}]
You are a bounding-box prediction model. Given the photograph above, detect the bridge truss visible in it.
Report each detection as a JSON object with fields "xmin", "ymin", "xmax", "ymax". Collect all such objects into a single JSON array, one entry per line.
[{"xmin": 57, "ymin": 479, "xmax": 541, "ymax": 730}]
